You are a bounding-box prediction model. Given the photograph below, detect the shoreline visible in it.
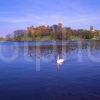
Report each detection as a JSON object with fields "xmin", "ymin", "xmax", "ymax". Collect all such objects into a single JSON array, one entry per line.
[{"xmin": 0, "ymin": 39, "xmax": 100, "ymax": 43}]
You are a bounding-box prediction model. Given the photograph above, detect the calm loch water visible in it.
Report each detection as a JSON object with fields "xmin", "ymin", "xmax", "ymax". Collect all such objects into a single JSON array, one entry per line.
[{"xmin": 0, "ymin": 40, "xmax": 100, "ymax": 100}]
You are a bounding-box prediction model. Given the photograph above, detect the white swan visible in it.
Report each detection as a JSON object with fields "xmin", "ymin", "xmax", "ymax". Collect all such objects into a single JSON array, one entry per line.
[{"xmin": 57, "ymin": 56, "xmax": 64, "ymax": 65}]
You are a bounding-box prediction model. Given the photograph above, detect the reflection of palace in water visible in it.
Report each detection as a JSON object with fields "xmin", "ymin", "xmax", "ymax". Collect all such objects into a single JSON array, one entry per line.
[
  {"xmin": 12, "ymin": 40, "xmax": 100, "ymax": 60},
  {"xmin": 26, "ymin": 45, "xmax": 74, "ymax": 60},
  {"xmin": 5, "ymin": 40, "xmax": 100, "ymax": 70}
]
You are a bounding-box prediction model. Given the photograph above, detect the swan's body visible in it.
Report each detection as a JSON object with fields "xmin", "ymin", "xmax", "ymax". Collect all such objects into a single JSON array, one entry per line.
[{"xmin": 57, "ymin": 56, "xmax": 64, "ymax": 65}]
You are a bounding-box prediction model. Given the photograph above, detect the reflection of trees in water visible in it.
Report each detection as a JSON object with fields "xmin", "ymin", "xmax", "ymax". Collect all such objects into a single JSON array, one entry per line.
[
  {"xmin": 28, "ymin": 46, "xmax": 33, "ymax": 57},
  {"xmin": 87, "ymin": 40, "xmax": 100, "ymax": 52},
  {"xmin": 13, "ymin": 44, "xmax": 80, "ymax": 57},
  {"xmin": 25, "ymin": 45, "xmax": 78, "ymax": 60},
  {"xmin": 12, "ymin": 40, "xmax": 100, "ymax": 60}
]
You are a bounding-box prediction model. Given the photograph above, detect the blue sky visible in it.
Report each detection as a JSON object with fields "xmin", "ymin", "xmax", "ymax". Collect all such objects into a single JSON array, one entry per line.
[{"xmin": 0, "ymin": 0, "xmax": 100, "ymax": 36}]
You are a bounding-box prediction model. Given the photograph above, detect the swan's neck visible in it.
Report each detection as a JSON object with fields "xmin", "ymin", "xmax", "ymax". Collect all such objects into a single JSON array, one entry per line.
[{"xmin": 57, "ymin": 56, "xmax": 59, "ymax": 60}]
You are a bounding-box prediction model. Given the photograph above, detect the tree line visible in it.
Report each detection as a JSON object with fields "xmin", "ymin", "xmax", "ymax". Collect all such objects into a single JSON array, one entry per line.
[{"xmin": 5, "ymin": 24, "xmax": 96, "ymax": 41}]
